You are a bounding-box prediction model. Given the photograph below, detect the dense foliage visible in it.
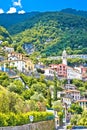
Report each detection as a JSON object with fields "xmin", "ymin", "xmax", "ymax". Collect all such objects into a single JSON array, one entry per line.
[
  {"xmin": 0, "ymin": 72, "xmax": 62, "ymax": 113},
  {"xmin": 0, "ymin": 111, "xmax": 54, "ymax": 126},
  {"xmin": 0, "ymin": 71, "xmax": 87, "ymax": 126},
  {"xmin": 0, "ymin": 26, "xmax": 12, "ymax": 45},
  {"xmin": 71, "ymin": 111, "xmax": 87, "ymax": 126},
  {"xmin": 10, "ymin": 11, "xmax": 87, "ymax": 57},
  {"xmin": 1, "ymin": 10, "xmax": 87, "ymax": 57},
  {"xmin": 0, "ymin": 9, "xmax": 87, "ymax": 127},
  {"xmin": 68, "ymin": 103, "xmax": 83, "ymax": 114}
]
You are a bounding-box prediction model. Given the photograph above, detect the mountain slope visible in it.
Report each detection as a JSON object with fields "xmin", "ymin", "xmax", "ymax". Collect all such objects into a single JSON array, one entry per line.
[
  {"xmin": 0, "ymin": 26, "xmax": 12, "ymax": 44},
  {"xmin": 12, "ymin": 12, "xmax": 87, "ymax": 56},
  {"xmin": 61, "ymin": 8, "xmax": 87, "ymax": 18},
  {"xmin": 1, "ymin": 11, "xmax": 87, "ymax": 57}
]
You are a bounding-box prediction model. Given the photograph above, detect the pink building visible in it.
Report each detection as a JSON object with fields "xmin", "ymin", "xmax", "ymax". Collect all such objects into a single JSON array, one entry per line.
[{"xmin": 49, "ymin": 64, "xmax": 67, "ymax": 78}]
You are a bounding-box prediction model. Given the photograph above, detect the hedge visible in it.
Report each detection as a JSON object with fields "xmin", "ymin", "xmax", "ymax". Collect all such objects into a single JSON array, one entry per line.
[{"xmin": 0, "ymin": 112, "xmax": 54, "ymax": 127}]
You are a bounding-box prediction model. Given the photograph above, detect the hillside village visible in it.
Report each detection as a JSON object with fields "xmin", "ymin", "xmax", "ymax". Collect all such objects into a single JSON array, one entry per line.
[
  {"xmin": 1, "ymin": 46, "xmax": 87, "ymax": 80},
  {"xmin": 0, "ymin": 9, "xmax": 87, "ymax": 129},
  {"xmin": 0, "ymin": 45, "xmax": 87, "ymax": 126}
]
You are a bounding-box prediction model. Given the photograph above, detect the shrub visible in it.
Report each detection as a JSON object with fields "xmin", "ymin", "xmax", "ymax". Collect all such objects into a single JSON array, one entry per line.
[
  {"xmin": 0, "ymin": 112, "xmax": 54, "ymax": 126},
  {"xmin": 0, "ymin": 113, "xmax": 8, "ymax": 126},
  {"xmin": 6, "ymin": 113, "xmax": 17, "ymax": 126}
]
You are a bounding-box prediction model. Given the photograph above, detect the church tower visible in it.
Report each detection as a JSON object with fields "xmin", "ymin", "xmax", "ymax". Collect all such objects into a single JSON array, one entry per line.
[{"xmin": 62, "ymin": 50, "xmax": 67, "ymax": 65}]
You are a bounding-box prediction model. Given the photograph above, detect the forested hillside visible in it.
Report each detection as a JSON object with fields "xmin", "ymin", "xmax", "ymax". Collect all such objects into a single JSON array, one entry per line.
[
  {"xmin": 11, "ymin": 12, "xmax": 87, "ymax": 56},
  {"xmin": 0, "ymin": 10, "xmax": 87, "ymax": 127},
  {"xmin": 0, "ymin": 26, "xmax": 12, "ymax": 44},
  {"xmin": 1, "ymin": 10, "xmax": 87, "ymax": 56}
]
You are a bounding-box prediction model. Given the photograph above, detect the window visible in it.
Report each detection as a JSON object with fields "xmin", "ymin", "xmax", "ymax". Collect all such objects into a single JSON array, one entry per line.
[
  {"xmin": 60, "ymin": 66, "xmax": 62, "ymax": 68},
  {"xmin": 63, "ymin": 66, "xmax": 65, "ymax": 68}
]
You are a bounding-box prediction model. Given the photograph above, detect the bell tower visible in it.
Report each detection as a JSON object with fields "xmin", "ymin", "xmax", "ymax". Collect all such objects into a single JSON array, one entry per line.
[{"xmin": 62, "ymin": 50, "xmax": 67, "ymax": 65}]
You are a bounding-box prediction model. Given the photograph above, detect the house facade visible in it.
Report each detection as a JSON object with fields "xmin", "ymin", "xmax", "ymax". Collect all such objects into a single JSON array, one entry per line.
[
  {"xmin": 44, "ymin": 68, "xmax": 57, "ymax": 77},
  {"xmin": 77, "ymin": 99, "xmax": 87, "ymax": 110},
  {"xmin": 65, "ymin": 89, "xmax": 80, "ymax": 101},
  {"xmin": 62, "ymin": 89, "xmax": 81, "ymax": 108},
  {"xmin": 4, "ymin": 46, "xmax": 14, "ymax": 52},
  {"xmin": 0, "ymin": 52, "xmax": 34, "ymax": 73},
  {"xmin": 49, "ymin": 64, "xmax": 67, "ymax": 78},
  {"xmin": 67, "ymin": 67, "xmax": 82, "ymax": 80}
]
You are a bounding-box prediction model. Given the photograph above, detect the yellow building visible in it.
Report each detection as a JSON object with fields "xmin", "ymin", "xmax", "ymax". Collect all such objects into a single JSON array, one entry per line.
[{"xmin": 24, "ymin": 59, "xmax": 34, "ymax": 72}]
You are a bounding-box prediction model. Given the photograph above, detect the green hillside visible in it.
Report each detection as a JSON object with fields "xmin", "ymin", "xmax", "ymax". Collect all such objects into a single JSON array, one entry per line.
[
  {"xmin": 7, "ymin": 9, "xmax": 87, "ymax": 35},
  {"xmin": 0, "ymin": 10, "xmax": 87, "ymax": 57},
  {"xmin": 11, "ymin": 12, "xmax": 87, "ymax": 57},
  {"xmin": 0, "ymin": 26, "xmax": 12, "ymax": 45}
]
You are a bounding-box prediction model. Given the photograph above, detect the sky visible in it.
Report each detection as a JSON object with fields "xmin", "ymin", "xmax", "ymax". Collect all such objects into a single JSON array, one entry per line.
[{"xmin": 0, "ymin": 0, "xmax": 87, "ymax": 14}]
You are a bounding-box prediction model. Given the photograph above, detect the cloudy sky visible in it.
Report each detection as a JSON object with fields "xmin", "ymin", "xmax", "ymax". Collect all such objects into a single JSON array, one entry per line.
[{"xmin": 0, "ymin": 0, "xmax": 87, "ymax": 14}]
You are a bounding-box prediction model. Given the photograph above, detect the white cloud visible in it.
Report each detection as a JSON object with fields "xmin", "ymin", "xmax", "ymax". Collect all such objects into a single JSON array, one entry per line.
[
  {"xmin": 18, "ymin": 10, "xmax": 25, "ymax": 14},
  {"xmin": 7, "ymin": 7, "xmax": 16, "ymax": 14},
  {"xmin": 0, "ymin": 8, "xmax": 4, "ymax": 14},
  {"xmin": 13, "ymin": 0, "xmax": 22, "ymax": 8}
]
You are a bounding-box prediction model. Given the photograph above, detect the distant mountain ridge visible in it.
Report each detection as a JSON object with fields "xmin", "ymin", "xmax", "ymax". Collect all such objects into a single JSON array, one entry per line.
[{"xmin": 61, "ymin": 8, "xmax": 87, "ymax": 18}]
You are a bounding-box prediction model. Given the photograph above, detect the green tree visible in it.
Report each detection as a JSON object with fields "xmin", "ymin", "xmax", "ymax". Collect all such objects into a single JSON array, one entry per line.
[
  {"xmin": 58, "ymin": 111, "xmax": 63, "ymax": 126},
  {"xmin": 53, "ymin": 74, "xmax": 62, "ymax": 101},
  {"xmin": 8, "ymin": 80, "xmax": 24, "ymax": 94},
  {"xmin": 53, "ymin": 74, "xmax": 58, "ymax": 101},
  {"xmin": 69, "ymin": 103, "xmax": 83, "ymax": 114},
  {"xmin": 0, "ymin": 91, "xmax": 9, "ymax": 113},
  {"xmin": 47, "ymin": 89, "xmax": 52, "ymax": 108},
  {"xmin": 78, "ymin": 111, "xmax": 87, "ymax": 126},
  {"xmin": 17, "ymin": 46, "xmax": 24, "ymax": 53}
]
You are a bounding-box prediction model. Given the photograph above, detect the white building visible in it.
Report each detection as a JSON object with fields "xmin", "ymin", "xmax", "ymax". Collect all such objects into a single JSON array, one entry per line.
[
  {"xmin": 9, "ymin": 60, "xmax": 25, "ymax": 72},
  {"xmin": 63, "ymin": 89, "xmax": 80, "ymax": 107},
  {"xmin": 0, "ymin": 60, "xmax": 25, "ymax": 72},
  {"xmin": 8, "ymin": 52, "xmax": 34, "ymax": 72},
  {"xmin": 44, "ymin": 68, "xmax": 57, "ymax": 77},
  {"xmin": 4, "ymin": 46, "xmax": 14, "ymax": 52},
  {"xmin": 64, "ymin": 84, "xmax": 77, "ymax": 90},
  {"xmin": 74, "ymin": 66, "xmax": 82, "ymax": 73},
  {"xmin": 62, "ymin": 96, "xmax": 72, "ymax": 108},
  {"xmin": 67, "ymin": 66, "xmax": 82, "ymax": 80},
  {"xmin": 65, "ymin": 89, "xmax": 80, "ymax": 101}
]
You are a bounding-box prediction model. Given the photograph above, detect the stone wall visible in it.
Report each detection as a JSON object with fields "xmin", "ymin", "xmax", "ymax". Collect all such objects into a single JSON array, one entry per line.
[{"xmin": 0, "ymin": 120, "xmax": 55, "ymax": 130}]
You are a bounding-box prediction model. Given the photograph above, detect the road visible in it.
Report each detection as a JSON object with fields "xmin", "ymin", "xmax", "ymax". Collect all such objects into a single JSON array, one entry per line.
[
  {"xmin": 56, "ymin": 125, "xmax": 66, "ymax": 130},
  {"xmin": 56, "ymin": 122, "xmax": 70, "ymax": 130}
]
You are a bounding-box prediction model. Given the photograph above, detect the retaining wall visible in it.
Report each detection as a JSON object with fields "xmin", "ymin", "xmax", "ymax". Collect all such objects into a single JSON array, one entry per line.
[{"xmin": 0, "ymin": 120, "xmax": 55, "ymax": 130}]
